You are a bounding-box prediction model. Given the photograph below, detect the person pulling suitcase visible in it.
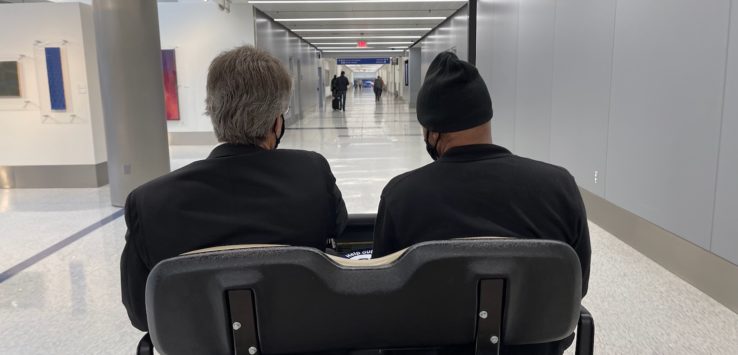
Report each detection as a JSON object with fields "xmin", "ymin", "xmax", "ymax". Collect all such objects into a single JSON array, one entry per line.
[{"xmin": 335, "ymin": 71, "xmax": 350, "ymax": 111}]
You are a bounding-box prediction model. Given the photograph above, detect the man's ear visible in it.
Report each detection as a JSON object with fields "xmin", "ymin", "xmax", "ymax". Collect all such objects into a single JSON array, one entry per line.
[{"xmin": 273, "ymin": 115, "xmax": 281, "ymax": 133}]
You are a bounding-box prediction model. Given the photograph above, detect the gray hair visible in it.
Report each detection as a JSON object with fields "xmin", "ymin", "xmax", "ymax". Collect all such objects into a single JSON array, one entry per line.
[{"xmin": 206, "ymin": 45, "xmax": 292, "ymax": 145}]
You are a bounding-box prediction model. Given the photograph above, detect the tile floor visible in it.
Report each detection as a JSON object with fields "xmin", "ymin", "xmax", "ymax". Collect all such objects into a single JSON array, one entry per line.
[{"xmin": 0, "ymin": 90, "xmax": 736, "ymax": 354}]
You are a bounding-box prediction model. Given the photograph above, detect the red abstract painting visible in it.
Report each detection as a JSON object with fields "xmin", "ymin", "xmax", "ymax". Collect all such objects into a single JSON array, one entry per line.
[{"xmin": 161, "ymin": 49, "xmax": 180, "ymax": 121}]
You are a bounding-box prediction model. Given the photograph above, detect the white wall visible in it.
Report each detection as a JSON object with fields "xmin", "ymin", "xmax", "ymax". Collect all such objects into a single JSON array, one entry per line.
[
  {"xmin": 408, "ymin": 47, "xmax": 422, "ymax": 107},
  {"xmin": 254, "ymin": 9, "xmax": 321, "ymax": 121},
  {"xmin": 401, "ymin": 57, "xmax": 410, "ymax": 101},
  {"xmin": 712, "ymin": 0, "xmax": 738, "ymax": 265},
  {"xmin": 322, "ymin": 58, "xmax": 338, "ymax": 97},
  {"xmin": 0, "ymin": 3, "xmax": 105, "ymax": 166},
  {"xmin": 476, "ymin": 0, "xmax": 738, "ymax": 265},
  {"xmin": 513, "ymin": 0, "xmax": 556, "ymax": 162},
  {"xmin": 376, "ymin": 58, "xmax": 406, "ymax": 99},
  {"xmin": 416, "ymin": 5, "xmax": 469, "ymax": 84},
  {"xmin": 158, "ymin": 2, "xmax": 255, "ymax": 133},
  {"xmin": 477, "ymin": 0, "xmax": 518, "ymax": 150},
  {"xmin": 605, "ymin": 0, "xmax": 730, "ymax": 250},
  {"xmin": 549, "ymin": 0, "xmax": 617, "ymax": 196}
]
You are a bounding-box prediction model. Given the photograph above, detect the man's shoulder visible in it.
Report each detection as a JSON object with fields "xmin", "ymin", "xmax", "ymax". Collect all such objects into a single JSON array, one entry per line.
[
  {"xmin": 272, "ymin": 149, "xmax": 330, "ymax": 166},
  {"xmin": 509, "ymin": 155, "xmax": 575, "ymax": 181},
  {"xmin": 130, "ymin": 160, "xmax": 208, "ymax": 200},
  {"xmin": 381, "ymin": 163, "xmax": 436, "ymax": 199},
  {"xmin": 132, "ymin": 150, "xmax": 330, "ymax": 197}
]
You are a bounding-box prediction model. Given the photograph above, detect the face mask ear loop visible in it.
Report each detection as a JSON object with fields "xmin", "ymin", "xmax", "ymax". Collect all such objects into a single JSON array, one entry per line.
[
  {"xmin": 434, "ymin": 132, "xmax": 441, "ymax": 156},
  {"xmin": 425, "ymin": 129, "xmax": 441, "ymax": 160}
]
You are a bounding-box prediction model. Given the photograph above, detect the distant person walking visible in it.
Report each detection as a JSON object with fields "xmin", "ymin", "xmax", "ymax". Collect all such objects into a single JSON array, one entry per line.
[
  {"xmin": 335, "ymin": 71, "xmax": 350, "ymax": 111},
  {"xmin": 374, "ymin": 76, "xmax": 385, "ymax": 102}
]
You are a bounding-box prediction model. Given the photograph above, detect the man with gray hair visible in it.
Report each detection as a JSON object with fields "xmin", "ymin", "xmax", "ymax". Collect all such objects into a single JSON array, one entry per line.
[{"xmin": 120, "ymin": 45, "xmax": 348, "ymax": 331}]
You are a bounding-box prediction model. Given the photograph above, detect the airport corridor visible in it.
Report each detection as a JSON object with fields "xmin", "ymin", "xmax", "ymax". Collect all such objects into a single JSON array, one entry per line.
[{"xmin": 0, "ymin": 90, "xmax": 737, "ymax": 354}]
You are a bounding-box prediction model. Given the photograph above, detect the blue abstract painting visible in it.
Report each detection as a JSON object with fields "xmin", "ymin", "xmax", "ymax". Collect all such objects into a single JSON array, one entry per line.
[{"xmin": 45, "ymin": 47, "xmax": 66, "ymax": 111}]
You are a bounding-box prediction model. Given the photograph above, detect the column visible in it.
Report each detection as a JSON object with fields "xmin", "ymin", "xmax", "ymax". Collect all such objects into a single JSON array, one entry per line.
[{"xmin": 92, "ymin": 0, "xmax": 171, "ymax": 207}]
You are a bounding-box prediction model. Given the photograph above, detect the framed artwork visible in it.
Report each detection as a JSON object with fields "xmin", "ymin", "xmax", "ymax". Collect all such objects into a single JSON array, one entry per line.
[
  {"xmin": 0, "ymin": 61, "xmax": 22, "ymax": 97},
  {"xmin": 45, "ymin": 47, "xmax": 67, "ymax": 111},
  {"xmin": 161, "ymin": 49, "xmax": 180, "ymax": 121}
]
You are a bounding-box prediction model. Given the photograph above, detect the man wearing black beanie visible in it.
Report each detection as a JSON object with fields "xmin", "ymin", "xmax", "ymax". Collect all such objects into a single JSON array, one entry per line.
[{"xmin": 372, "ymin": 52, "xmax": 591, "ymax": 355}]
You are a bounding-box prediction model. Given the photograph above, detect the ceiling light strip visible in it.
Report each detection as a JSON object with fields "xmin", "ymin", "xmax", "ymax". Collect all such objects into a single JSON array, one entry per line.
[
  {"xmin": 275, "ymin": 17, "xmax": 446, "ymax": 22},
  {"xmin": 293, "ymin": 28, "xmax": 431, "ymax": 32},
  {"xmin": 304, "ymin": 36, "xmax": 421, "ymax": 39},
  {"xmin": 318, "ymin": 47, "xmax": 376, "ymax": 49},
  {"xmin": 250, "ymin": 1, "xmax": 465, "ymax": 3},
  {"xmin": 311, "ymin": 42, "xmax": 414, "ymax": 45}
]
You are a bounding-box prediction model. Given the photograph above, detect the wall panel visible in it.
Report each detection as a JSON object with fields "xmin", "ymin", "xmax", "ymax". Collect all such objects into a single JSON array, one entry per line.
[
  {"xmin": 418, "ymin": 5, "xmax": 469, "ymax": 84},
  {"xmin": 712, "ymin": 1, "xmax": 738, "ymax": 265},
  {"xmin": 408, "ymin": 47, "xmax": 422, "ymax": 107},
  {"xmin": 605, "ymin": 0, "xmax": 731, "ymax": 248},
  {"xmin": 254, "ymin": 9, "xmax": 320, "ymax": 122},
  {"xmin": 549, "ymin": 0, "xmax": 617, "ymax": 196},
  {"xmin": 513, "ymin": 0, "xmax": 556, "ymax": 162},
  {"xmin": 158, "ymin": 3, "xmax": 255, "ymax": 133},
  {"xmin": 0, "ymin": 3, "xmax": 104, "ymax": 166},
  {"xmin": 476, "ymin": 0, "xmax": 519, "ymax": 149}
]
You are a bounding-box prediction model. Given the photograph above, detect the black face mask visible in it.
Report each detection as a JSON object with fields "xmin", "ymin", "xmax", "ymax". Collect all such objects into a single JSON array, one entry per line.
[
  {"xmin": 274, "ymin": 114, "xmax": 286, "ymax": 149},
  {"xmin": 424, "ymin": 130, "xmax": 440, "ymax": 161}
]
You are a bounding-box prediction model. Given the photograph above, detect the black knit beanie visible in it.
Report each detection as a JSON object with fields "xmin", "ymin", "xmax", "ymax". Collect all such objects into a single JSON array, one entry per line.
[{"xmin": 417, "ymin": 52, "xmax": 493, "ymax": 133}]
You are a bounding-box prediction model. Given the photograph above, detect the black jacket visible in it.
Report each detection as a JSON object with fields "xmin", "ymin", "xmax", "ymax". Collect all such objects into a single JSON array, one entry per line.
[
  {"xmin": 373, "ymin": 144, "xmax": 590, "ymax": 355},
  {"xmin": 121, "ymin": 144, "xmax": 348, "ymax": 331},
  {"xmin": 335, "ymin": 75, "xmax": 350, "ymax": 92}
]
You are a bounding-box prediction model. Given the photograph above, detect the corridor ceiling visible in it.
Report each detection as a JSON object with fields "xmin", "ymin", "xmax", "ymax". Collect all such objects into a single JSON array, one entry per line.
[{"xmin": 244, "ymin": 0, "xmax": 467, "ymax": 55}]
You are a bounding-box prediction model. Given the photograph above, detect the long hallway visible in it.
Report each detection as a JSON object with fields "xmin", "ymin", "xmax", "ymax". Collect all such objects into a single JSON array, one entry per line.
[{"xmin": 0, "ymin": 91, "xmax": 737, "ymax": 354}]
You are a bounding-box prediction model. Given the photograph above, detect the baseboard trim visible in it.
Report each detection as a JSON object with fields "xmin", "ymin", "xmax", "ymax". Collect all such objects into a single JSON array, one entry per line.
[
  {"xmin": 168, "ymin": 132, "xmax": 218, "ymax": 146},
  {"xmin": 0, "ymin": 162, "xmax": 108, "ymax": 188},
  {"xmin": 581, "ymin": 188, "xmax": 738, "ymax": 314}
]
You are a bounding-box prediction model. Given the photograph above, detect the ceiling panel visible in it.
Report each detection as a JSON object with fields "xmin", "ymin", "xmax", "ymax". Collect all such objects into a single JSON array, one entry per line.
[
  {"xmin": 248, "ymin": 0, "xmax": 467, "ymax": 56},
  {"xmin": 248, "ymin": 2, "xmax": 464, "ymax": 13}
]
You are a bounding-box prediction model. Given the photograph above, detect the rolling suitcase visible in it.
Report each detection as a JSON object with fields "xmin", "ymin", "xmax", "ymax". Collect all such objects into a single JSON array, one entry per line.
[{"xmin": 332, "ymin": 97, "xmax": 340, "ymax": 110}]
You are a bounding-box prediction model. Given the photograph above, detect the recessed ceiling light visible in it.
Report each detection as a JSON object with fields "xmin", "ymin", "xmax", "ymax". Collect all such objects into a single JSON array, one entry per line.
[
  {"xmin": 294, "ymin": 28, "xmax": 431, "ymax": 32},
  {"xmin": 250, "ymin": 1, "xmax": 465, "ymax": 3},
  {"xmin": 276, "ymin": 17, "xmax": 446, "ymax": 22},
  {"xmin": 304, "ymin": 36, "xmax": 422, "ymax": 39}
]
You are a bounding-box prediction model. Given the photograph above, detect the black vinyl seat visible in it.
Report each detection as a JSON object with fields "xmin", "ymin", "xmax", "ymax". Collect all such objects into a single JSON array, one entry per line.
[{"xmin": 136, "ymin": 237, "xmax": 594, "ymax": 355}]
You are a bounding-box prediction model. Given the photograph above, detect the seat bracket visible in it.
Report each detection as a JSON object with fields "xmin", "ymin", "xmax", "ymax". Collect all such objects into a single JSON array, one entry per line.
[
  {"xmin": 475, "ymin": 279, "xmax": 505, "ymax": 355},
  {"xmin": 227, "ymin": 289, "xmax": 259, "ymax": 355}
]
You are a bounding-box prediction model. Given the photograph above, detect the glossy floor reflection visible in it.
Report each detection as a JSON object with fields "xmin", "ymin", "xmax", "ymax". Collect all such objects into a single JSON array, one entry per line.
[{"xmin": 0, "ymin": 90, "xmax": 736, "ymax": 354}]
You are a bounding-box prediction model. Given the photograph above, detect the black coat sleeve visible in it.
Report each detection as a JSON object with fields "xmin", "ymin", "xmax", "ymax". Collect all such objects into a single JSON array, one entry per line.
[
  {"xmin": 568, "ymin": 177, "xmax": 591, "ymax": 297},
  {"xmin": 120, "ymin": 191, "xmax": 150, "ymax": 331},
  {"xmin": 332, "ymin": 180, "xmax": 348, "ymax": 239},
  {"xmin": 319, "ymin": 154, "xmax": 348, "ymax": 240},
  {"xmin": 372, "ymin": 195, "xmax": 398, "ymax": 258}
]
